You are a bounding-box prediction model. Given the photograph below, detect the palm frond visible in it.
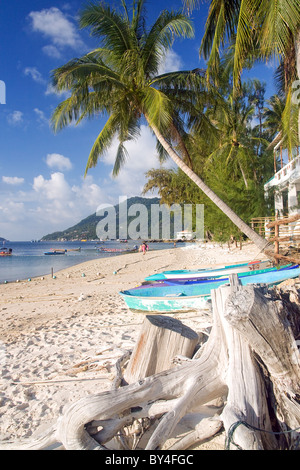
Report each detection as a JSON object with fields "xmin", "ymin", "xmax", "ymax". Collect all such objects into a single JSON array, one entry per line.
[
  {"xmin": 51, "ymin": 95, "xmax": 81, "ymax": 133},
  {"xmin": 79, "ymin": 2, "xmax": 132, "ymax": 58},
  {"xmin": 112, "ymin": 143, "xmax": 130, "ymax": 176},
  {"xmin": 142, "ymin": 87, "xmax": 172, "ymax": 130},
  {"xmin": 232, "ymin": 0, "xmax": 256, "ymax": 89},
  {"xmin": 142, "ymin": 10, "xmax": 194, "ymax": 76},
  {"xmin": 200, "ymin": 0, "xmax": 240, "ymax": 60},
  {"xmin": 85, "ymin": 114, "xmax": 120, "ymax": 175},
  {"xmin": 257, "ymin": 0, "xmax": 300, "ymax": 58},
  {"xmin": 51, "ymin": 53, "xmax": 125, "ymax": 94}
]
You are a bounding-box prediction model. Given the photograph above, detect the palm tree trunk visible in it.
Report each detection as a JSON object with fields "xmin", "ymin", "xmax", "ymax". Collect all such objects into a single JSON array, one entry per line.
[
  {"xmin": 239, "ymin": 162, "xmax": 249, "ymax": 188},
  {"xmin": 295, "ymin": 29, "xmax": 300, "ymax": 145},
  {"xmin": 148, "ymin": 120, "xmax": 269, "ymax": 252}
]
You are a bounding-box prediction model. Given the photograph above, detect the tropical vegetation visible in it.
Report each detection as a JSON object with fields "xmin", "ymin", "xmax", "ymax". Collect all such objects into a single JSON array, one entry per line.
[
  {"xmin": 183, "ymin": 0, "xmax": 300, "ymax": 152},
  {"xmin": 50, "ymin": 0, "xmax": 299, "ymax": 248}
]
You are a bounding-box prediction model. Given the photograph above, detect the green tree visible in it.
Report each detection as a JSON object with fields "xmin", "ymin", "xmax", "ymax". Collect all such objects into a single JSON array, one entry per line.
[
  {"xmin": 184, "ymin": 0, "xmax": 300, "ymax": 139},
  {"xmin": 51, "ymin": 0, "xmax": 268, "ymax": 250}
]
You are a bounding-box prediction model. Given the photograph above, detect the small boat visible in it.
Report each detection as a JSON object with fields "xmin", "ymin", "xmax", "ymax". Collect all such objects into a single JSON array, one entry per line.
[
  {"xmin": 0, "ymin": 247, "xmax": 12, "ymax": 256},
  {"xmin": 135, "ymin": 264, "xmax": 296, "ymax": 288},
  {"xmin": 98, "ymin": 246, "xmax": 138, "ymax": 254},
  {"xmin": 120, "ymin": 265, "xmax": 300, "ymax": 313},
  {"xmin": 44, "ymin": 250, "xmax": 66, "ymax": 255},
  {"xmin": 145, "ymin": 259, "xmax": 271, "ymax": 281},
  {"xmin": 66, "ymin": 247, "xmax": 81, "ymax": 252}
]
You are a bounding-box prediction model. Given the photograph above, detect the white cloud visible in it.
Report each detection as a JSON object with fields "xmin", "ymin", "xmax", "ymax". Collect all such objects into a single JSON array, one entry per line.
[
  {"xmin": 45, "ymin": 83, "xmax": 70, "ymax": 99},
  {"xmin": 0, "ymin": 201, "xmax": 25, "ymax": 223},
  {"xmin": 42, "ymin": 44, "xmax": 62, "ymax": 59},
  {"xmin": 45, "ymin": 153, "xmax": 72, "ymax": 171},
  {"xmin": 158, "ymin": 49, "xmax": 183, "ymax": 75},
  {"xmin": 28, "ymin": 7, "xmax": 85, "ymax": 53},
  {"xmin": 24, "ymin": 67, "xmax": 45, "ymax": 84},
  {"xmin": 2, "ymin": 176, "xmax": 25, "ymax": 185},
  {"xmin": 0, "ymin": 172, "xmax": 109, "ymax": 240},
  {"xmin": 102, "ymin": 125, "xmax": 174, "ymax": 196},
  {"xmin": 7, "ymin": 111, "xmax": 23, "ymax": 126},
  {"xmin": 33, "ymin": 172, "xmax": 72, "ymax": 201},
  {"xmin": 34, "ymin": 108, "xmax": 49, "ymax": 125}
]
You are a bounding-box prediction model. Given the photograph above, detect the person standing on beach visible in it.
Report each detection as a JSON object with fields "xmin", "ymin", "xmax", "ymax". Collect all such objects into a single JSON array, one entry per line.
[{"xmin": 140, "ymin": 242, "xmax": 149, "ymax": 255}]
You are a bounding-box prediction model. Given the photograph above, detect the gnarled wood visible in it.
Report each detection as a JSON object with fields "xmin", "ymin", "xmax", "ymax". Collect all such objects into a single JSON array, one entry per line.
[
  {"xmin": 124, "ymin": 315, "xmax": 199, "ymax": 384},
  {"xmin": 1, "ymin": 278, "xmax": 300, "ymax": 450},
  {"xmin": 224, "ymin": 283, "xmax": 300, "ymax": 448}
]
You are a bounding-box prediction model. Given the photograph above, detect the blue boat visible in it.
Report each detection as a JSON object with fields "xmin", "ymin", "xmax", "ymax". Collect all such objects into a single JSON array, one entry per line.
[
  {"xmin": 136, "ymin": 264, "xmax": 296, "ymax": 288},
  {"xmin": 145, "ymin": 259, "xmax": 271, "ymax": 281},
  {"xmin": 120, "ymin": 265, "xmax": 300, "ymax": 313},
  {"xmin": 44, "ymin": 250, "xmax": 66, "ymax": 255}
]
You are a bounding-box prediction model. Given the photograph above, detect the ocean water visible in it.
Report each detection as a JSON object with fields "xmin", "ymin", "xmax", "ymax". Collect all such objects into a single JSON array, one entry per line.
[{"xmin": 0, "ymin": 240, "xmax": 180, "ymax": 284}]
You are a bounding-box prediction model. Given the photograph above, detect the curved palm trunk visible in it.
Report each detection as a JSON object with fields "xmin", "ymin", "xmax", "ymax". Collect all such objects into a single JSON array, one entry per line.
[
  {"xmin": 148, "ymin": 120, "xmax": 269, "ymax": 252},
  {"xmin": 295, "ymin": 29, "xmax": 300, "ymax": 143}
]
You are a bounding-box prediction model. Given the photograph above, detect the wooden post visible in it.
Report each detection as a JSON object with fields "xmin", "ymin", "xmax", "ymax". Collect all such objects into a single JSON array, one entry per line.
[{"xmin": 274, "ymin": 212, "xmax": 279, "ymax": 265}]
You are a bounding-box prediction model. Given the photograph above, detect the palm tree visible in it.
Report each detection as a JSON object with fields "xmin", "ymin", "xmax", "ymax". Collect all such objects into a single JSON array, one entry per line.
[
  {"xmin": 51, "ymin": 0, "xmax": 268, "ymax": 250},
  {"xmin": 183, "ymin": 0, "xmax": 300, "ymax": 138}
]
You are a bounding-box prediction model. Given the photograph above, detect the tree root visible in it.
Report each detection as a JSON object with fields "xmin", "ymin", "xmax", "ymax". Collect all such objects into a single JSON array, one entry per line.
[{"xmin": 1, "ymin": 279, "xmax": 299, "ymax": 450}]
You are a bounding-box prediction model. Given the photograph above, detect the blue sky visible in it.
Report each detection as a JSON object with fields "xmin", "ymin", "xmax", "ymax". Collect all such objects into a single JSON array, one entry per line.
[{"xmin": 0, "ymin": 0, "xmax": 277, "ymax": 240}]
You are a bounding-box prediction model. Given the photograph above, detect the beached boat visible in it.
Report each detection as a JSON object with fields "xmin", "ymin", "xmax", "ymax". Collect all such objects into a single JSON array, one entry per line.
[
  {"xmin": 136, "ymin": 264, "xmax": 296, "ymax": 288},
  {"xmin": 0, "ymin": 247, "xmax": 12, "ymax": 256},
  {"xmin": 144, "ymin": 259, "xmax": 271, "ymax": 281},
  {"xmin": 120, "ymin": 265, "xmax": 300, "ymax": 313}
]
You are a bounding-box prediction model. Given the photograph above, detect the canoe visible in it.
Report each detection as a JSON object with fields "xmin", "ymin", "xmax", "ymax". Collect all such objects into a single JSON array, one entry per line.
[
  {"xmin": 136, "ymin": 264, "xmax": 296, "ymax": 288},
  {"xmin": 120, "ymin": 265, "xmax": 300, "ymax": 313},
  {"xmin": 145, "ymin": 259, "xmax": 272, "ymax": 281}
]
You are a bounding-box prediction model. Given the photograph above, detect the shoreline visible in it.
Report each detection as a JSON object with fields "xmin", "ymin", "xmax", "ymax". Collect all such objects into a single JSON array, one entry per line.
[{"xmin": 0, "ymin": 242, "xmax": 269, "ymax": 449}]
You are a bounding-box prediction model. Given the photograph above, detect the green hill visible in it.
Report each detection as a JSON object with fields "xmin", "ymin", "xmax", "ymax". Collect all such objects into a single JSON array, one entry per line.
[{"xmin": 41, "ymin": 197, "xmax": 166, "ymax": 241}]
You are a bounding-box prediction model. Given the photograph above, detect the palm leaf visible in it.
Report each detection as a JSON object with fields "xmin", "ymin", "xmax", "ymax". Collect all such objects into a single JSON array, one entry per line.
[
  {"xmin": 84, "ymin": 114, "xmax": 121, "ymax": 175},
  {"xmin": 142, "ymin": 11, "xmax": 194, "ymax": 76},
  {"xmin": 142, "ymin": 87, "xmax": 172, "ymax": 129},
  {"xmin": 112, "ymin": 143, "xmax": 130, "ymax": 176},
  {"xmin": 79, "ymin": 2, "xmax": 132, "ymax": 59}
]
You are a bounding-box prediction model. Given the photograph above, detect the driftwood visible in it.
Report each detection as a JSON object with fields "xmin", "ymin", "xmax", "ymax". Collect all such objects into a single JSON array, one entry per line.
[
  {"xmin": 124, "ymin": 315, "xmax": 199, "ymax": 384},
  {"xmin": 1, "ymin": 276, "xmax": 300, "ymax": 450},
  {"xmin": 265, "ymin": 249, "xmax": 300, "ymax": 266}
]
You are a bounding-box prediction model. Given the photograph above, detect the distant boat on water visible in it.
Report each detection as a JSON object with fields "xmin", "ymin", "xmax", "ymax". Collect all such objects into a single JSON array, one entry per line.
[
  {"xmin": 98, "ymin": 245, "xmax": 138, "ymax": 254},
  {"xmin": 0, "ymin": 247, "xmax": 12, "ymax": 256},
  {"xmin": 44, "ymin": 249, "xmax": 66, "ymax": 255}
]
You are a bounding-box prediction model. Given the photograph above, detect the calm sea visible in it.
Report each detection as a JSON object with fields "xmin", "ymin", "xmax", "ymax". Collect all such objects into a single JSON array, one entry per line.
[{"xmin": 0, "ymin": 240, "xmax": 180, "ymax": 284}]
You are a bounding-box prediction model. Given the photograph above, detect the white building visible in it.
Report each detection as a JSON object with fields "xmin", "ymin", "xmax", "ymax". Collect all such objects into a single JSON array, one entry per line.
[
  {"xmin": 264, "ymin": 155, "xmax": 300, "ymax": 217},
  {"xmin": 176, "ymin": 230, "xmax": 195, "ymax": 240},
  {"xmin": 264, "ymin": 142, "xmax": 300, "ymax": 238}
]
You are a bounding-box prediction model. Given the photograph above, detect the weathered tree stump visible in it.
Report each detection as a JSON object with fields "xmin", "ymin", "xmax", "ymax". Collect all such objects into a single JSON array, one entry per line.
[
  {"xmin": 124, "ymin": 315, "xmax": 199, "ymax": 384},
  {"xmin": 1, "ymin": 276, "xmax": 300, "ymax": 450}
]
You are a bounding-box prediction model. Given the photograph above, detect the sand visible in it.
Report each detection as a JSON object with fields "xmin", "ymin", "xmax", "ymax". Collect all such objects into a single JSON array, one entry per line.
[{"xmin": 0, "ymin": 241, "xmax": 269, "ymax": 450}]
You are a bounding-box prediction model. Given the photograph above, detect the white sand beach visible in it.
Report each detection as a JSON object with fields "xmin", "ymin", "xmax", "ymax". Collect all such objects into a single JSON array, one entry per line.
[{"xmin": 0, "ymin": 242, "xmax": 270, "ymax": 450}]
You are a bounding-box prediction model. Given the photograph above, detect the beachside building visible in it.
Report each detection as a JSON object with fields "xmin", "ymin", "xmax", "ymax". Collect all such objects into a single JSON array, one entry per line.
[{"xmin": 176, "ymin": 230, "xmax": 195, "ymax": 240}]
